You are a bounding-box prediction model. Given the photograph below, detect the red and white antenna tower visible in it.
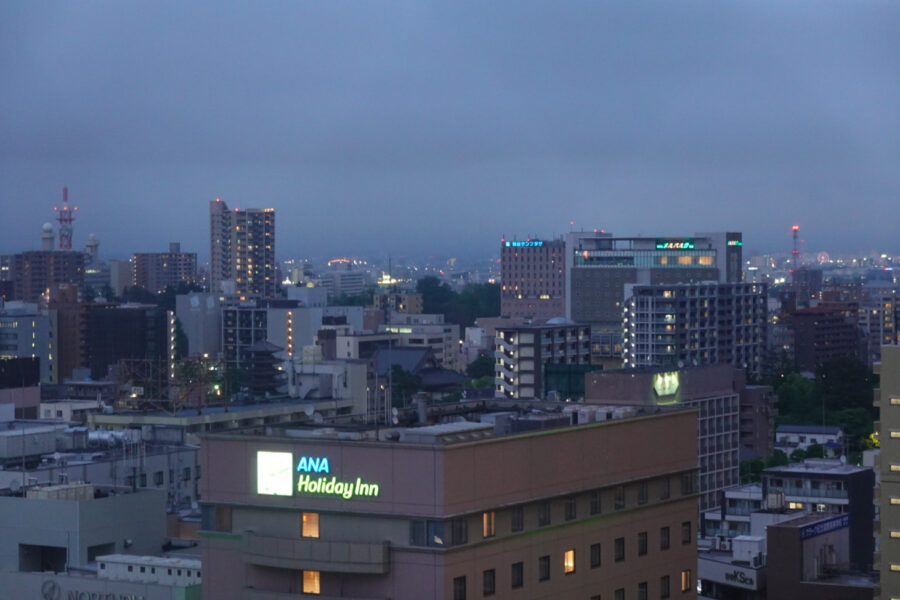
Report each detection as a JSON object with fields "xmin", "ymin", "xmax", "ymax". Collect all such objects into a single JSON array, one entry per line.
[
  {"xmin": 53, "ymin": 187, "xmax": 77, "ymax": 250},
  {"xmin": 790, "ymin": 224, "xmax": 800, "ymax": 272}
]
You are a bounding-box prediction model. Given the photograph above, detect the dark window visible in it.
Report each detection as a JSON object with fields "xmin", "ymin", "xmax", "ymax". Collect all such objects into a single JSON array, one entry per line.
[
  {"xmin": 451, "ymin": 518, "xmax": 468, "ymax": 545},
  {"xmin": 680, "ymin": 472, "xmax": 695, "ymax": 495},
  {"xmin": 615, "ymin": 588, "xmax": 625, "ymax": 600},
  {"xmin": 638, "ymin": 531, "xmax": 647, "ymax": 556},
  {"xmin": 154, "ymin": 471, "xmax": 164, "ymax": 486},
  {"xmin": 139, "ymin": 473, "xmax": 147, "ymax": 487},
  {"xmin": 564, "ymin": 497, "xmax": 576, "ymax": 521},
  {"xmin": 660, "ymin": 477, "xmax": 670, "ymax": 500},
  {"xmin": 128, "ymin": 566, "xmax": 133, "ymax": 572},
  {"xmin": 140, "ymin": 567, "xmax": 145, "ymax": 573},
  {"xmin": 195, "ymin": 465, "xmax": 201, "ymax": 480},
  {"xmin": 511, "ymin": 506, "xmax": 524, "ymax": 532},
  {"xmin": 638, "ymin": 582, "xmax": 647, "ymax": 600},
  {"xmin": 660, "ymin": 526, "xmax": 670, "ymax": 550},
  {"xmin": 538, "ymin": 555, "xmax": 550, "ymax": 581},
  {"xmin": 638, "ymin": 483, "xmax": 648, "ymax": 505},
  {"xmin": 660, "ymin": 575, "xmax": 670, "ymax": 599},
  {"xmin": 591, "ymin": 596, "xmax": 601, "ymax": 600},
  {"xmin": 590, "ymin": 490, "xmax": 602, "ymax": 514},
  {"xmin": 615, "ymin": 537, "xmax": 625, "ymax": 562},
  {"xmin": 590, "ymin": 543, "xmax": 601, "ymax": 568},
  {"xmin": 453, "ymin": 576, "xmax": 466, "ymax": 600},
  {"xmin": 538, "ymin": 501, "xmax": 551, "ymax": 526},
  {"xmin": 483, "ymin": 569, "xmax": 495, "ymax": 596},
  {"xmin": 410, "ymin": 520, "xmax": 426, "ymax": 545},
  {"xmin": 511, "ymin": 562, "xmax": 524, "ymax": 588},
  {"xmin": 682, "ymin": 521, "xmax": 692, "ymax": 545},
  {"xmin": 615, "ymin": 485, "xmax": 625, "ymax": 509},
  {"xmin": 183, "ymin": 467, "xmax": 191, "ymax": 481}
]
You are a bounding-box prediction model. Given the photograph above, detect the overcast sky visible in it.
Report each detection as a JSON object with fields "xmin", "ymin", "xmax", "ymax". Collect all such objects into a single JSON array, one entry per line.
[{"xmin": 2, "ymin": 1, "xmax": 899, "ymax": 262}]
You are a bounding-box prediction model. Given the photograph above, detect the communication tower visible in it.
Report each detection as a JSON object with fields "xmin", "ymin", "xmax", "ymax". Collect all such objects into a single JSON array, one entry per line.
[{"xmin": 53, "ymin": 187, "xmax": 77, "ymax": 250}]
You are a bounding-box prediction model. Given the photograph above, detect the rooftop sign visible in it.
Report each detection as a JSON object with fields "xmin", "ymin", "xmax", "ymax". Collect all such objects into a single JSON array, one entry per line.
[
  {"xmin": 655, "ymin": 240, "xmax": 695, "ymax": 250},
  {"xmin": 256, "ymin": 451, "xmax": 381, "ymax": 499},
  {"xmin": 505, "ymin": 241, "xmax": 544, "ymax": 248}
]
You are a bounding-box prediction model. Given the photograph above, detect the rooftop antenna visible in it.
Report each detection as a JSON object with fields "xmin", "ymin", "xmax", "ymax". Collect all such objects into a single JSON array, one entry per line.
[{"xmin": 53, "ymin": 187, "xmax": 78, "ymax": 250}]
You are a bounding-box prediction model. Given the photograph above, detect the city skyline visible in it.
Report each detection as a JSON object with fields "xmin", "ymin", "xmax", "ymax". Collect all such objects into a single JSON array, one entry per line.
[{"xmin": 2, "ymin": 2, "xmax": 900, "ymax": 260}]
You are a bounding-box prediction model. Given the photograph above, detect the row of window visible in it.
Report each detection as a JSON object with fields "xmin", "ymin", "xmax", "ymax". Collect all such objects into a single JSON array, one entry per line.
[
  {"xmin": 451, "ymin": 564, "xmax": 693, "ymax": 599},
  {"xmin": 124, "ymin": 466, "xmax": 197, "ymax": 488}
]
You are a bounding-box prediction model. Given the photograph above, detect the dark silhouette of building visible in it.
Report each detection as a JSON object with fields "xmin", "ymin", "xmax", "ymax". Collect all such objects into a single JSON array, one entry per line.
[
  {"xmin": 85, "ymin": 303, "xmax": 168, "ymax": 379},
  {"xmin": 785, "ymin": 306, "xmax": 864, "ymax": 372},
  {"xmin": 0, "ymin": 251, "xmax": 85, "ymax": 302}
]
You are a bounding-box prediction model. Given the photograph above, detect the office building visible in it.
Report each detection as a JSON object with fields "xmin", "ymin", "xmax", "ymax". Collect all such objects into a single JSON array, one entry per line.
[
  {"xmin": 858, "ymin": 285, "xmax": 899, "ymax": 364},
  {"xmin": 586, "ymin": 363, "xmax": 743, "ymax": 511},
  {"xmin": 622, "ymin": 281, "xmax": 767, "ymax": 377},
  {"xmin": 133, "ymin": 242, "xmax": 198, "ymax": 293},
  {"xmin": 381, "ymin": 312, "xmax": 461, "ymax": 372},
  {"xmin": 199, "ymin": 408, "xmax": 698, "ymax": 600},
  {"xmin": 0, "ymin": 250, "xmax": 85, "ymax": 303},
  {"xmin": 0, "ymin": 483, "xmax": 203, "ymax": 600},
  {"xmin": 495, "ymin": 320, "xmax": 592, "ymax": 399},
  {"xmin": 209, "ymin": 198, "xmax": 276, "ymax": 298},
  {"xmin": 785, "ymin": 305, "xmax": 864, "ymax": 371},
  {"xmin": 877, "ymin": 345, "xmax": 900, "ymax": 598},
  {"xmin": 85, "ymin": 303, "xmax": 169, "ymax": 380},
  {"xmin": 0, "ymin": 301, "xmax": 53, "ymax": 384},
  {"xmin": 565, "ymin": 231, "xmax": 742, "ymax": 329},
  {"xmin": 740, "ymin": 385, "xmax": 775, "ymax": 460},
  {"xmin": 500, "ymin": 238, "xmax": 566, "ymax": 321},
  {"xmin": 47, "ymin": 283, "xmax": 86, "ymax": 383}
]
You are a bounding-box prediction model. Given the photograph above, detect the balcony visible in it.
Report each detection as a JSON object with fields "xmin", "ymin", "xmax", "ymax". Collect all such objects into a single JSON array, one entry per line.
[{"xmin": 241, "ymin": 532, "xmax": 389, "ymax": 574}]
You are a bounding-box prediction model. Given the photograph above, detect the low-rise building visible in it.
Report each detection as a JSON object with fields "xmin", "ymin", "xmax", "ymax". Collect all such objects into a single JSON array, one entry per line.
[{"xmin": 775, "ymin": 425, "xmax": 843, "ymax": 455}]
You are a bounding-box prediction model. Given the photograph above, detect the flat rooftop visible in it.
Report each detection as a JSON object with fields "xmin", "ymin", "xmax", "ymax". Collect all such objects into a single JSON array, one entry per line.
[{"xmin": 765, "ymin": 459, "xmax": 869, "ymax": 476}]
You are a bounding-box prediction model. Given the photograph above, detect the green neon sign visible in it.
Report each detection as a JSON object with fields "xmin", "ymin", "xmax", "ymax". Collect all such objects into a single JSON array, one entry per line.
[
  {"xmin": 656, "ymin": 240, "xmax": 695, "ymax": 250},
  {"xmin": 297, "ymin": 474, "xmax": 380, "ymax": 499}
]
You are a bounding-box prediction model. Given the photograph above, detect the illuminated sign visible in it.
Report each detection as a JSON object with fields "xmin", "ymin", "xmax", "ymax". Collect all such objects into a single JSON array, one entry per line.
[
  {"xmin": 296, "ymin": 455, "xmax": 380, "ymax": 499},
  {"xmin": 656, "ymin": 240, "xmax": 695, "ymax": 250},
  {"xmin": 727, "ymin": 240, "xmax": 742, "ymax": 246},
  {"xmin": 653, "ymin": 372, "xmax": 680, "ymax": 398},
  {"xmin": 505, "ymin": 241, "xmax": 544, "ymax": 248},
  {"xmin": 256, "ymin": 451, "xmax": 381, "ymax": 499},
  {"xmin": 257, "ymin": 451, "xmax": 294, "ymax": 496}
]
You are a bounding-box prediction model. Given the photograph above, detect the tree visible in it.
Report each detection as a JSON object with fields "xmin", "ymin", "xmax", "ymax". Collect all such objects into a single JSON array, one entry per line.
[
  {"xmin": 466, "ymin": 355, "xmax": 495, "ymax": 379},
  {"xmin": 789, "ymin": 448, "xmax": 807, "ymax": 463},
  {"xmin": 416, "ymin": 276, "xmax": 500, "ymax": 328},
  {"xmin": 805, "ymin": 443, "xmax": 825, "ymax": 459},
  {"xmin": 739, "ymin": 458, "xmax": 765, "ymax": 484},
  {"xmin": 468, "ymin": 375, "xmax": 494, "ymax": 390},
  {"xmin": 173, "ymin": 317, "xmax": 189, "ymax": 360},
  {"xmin": 775, "ymin": 374, "xmax": 818, "ymax": 424},
  {"xmin": 390, "ymin": 364, "xmax": 422, "ymax": 408},
  {"xmin": 766, "ymin": 450, "xmax": 789, "ymax": 468},
  {"xmin": 417, "ymin": 277, "xmax": 455, "ymax": 317},
  {"xmin": 815, "ymin": 357, "xmax": 876, "ymax": 415}
]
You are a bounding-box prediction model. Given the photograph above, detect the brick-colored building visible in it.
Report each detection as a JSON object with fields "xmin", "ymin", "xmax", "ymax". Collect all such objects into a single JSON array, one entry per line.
[
  {"xmin": 500, "ymin": 238, "xmax": 566, "ymax": 322},
  {"xmin": 200, "ymin": 410, "xmax": 699, "ymax": 600},
  {"xmin": 133, "ymin": 242, "xmax": 197, "ymax": 293}
]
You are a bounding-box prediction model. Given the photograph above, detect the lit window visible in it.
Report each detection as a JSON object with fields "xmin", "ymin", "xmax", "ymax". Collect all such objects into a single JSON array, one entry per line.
[
  {"xmin": 891, "ymin": 531, "xmax": 900, "ymax": 539},
  {"xmin": 302, "ymin": 512, "xmax": 319, "ymax": 538},
  {"xmin": 564, "ymin": 549, "xmax": 575, "ymax": 574},
  {"xmin": 482, "ymin": 511, "xmax": 496, "ymax": 538},
  {"xmin": 892, "ymin": 465, "xmax": 900, "ymax": 472},
  {"xmin": 892, "ymin": 497, "xmax": 900, "ymax": 505},
  {"xmin": 892, "ymin": 564, "xmax": 900, "ymax": 572},
  {"xmin": 891, "ymin": 397, "xmax": 900, "ymax": 405},
  {"xmin": 302, "ymin": 571, "xmax": 320, "ymax": 594},
  {"xmin": 677, "ymin": 256, "xmax": 692, "ymax": 265},
  {"xmin": 681, "ymin": 569, "xmax": 692, "ymax": 592}
]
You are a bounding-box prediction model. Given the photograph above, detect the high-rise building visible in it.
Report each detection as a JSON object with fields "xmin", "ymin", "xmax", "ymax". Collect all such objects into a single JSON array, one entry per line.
[
  {"xmin": 0, "ymin": 302, "xmax": 53, "ymax": 384},
  {"xmin": 877, "ymin": 345, "xmax": 900, "ymax": 597},
  {"xmin": 133, "ymin": 242, "xmax": 198, "ymax": 293},
  {"xmin": 500, "ymin": 238, "xmax": 566, "ymax": 321},
  {"xmin": 0, "ymin": 251, "xmax": 85, "ymax": 303},
  {"xmin": 622, "ymin": 281, "xmax": 767, "ymax": 377},
  {"xmin": 199, "ymin": 406, "xmax": 699, "ymax": 600},
  {"xmin": 494, "ymin": 321, "xmax": 592, "ymax": 399},
  {"xmin": 565, "ymin": 231, "xmax": 742, "ymax": 329},
  {"xmin": 785, "ymin": 305, "xmax": 864, "ymax": 371},
  {"xmin": 858, "ymin": 284, "xmax": 899, "ymax": 364},
  {"xmin": 586, "ymin": 363, "xmax": 744, "ymax": 511},
  {"xmin": 209, "ymin": 198, "xmax": 276, "ymax": 298}
]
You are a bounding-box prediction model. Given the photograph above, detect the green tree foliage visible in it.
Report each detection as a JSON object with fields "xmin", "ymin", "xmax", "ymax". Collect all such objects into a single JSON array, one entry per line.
[
  {"xmin": 766, "ymin": 450, "xmax": 789, "ymax": 468},
  {"xmin": 390, "ymin": 364, "xmax": 422, "ymax": 408},
  {"xmin": 466, "ymin": 355, "xmax": 495, "ymax": 379},
  {"xmin": 789, "ymin": 448, "xmax": 807, "ymax": 463},
  {"xmin": 416, "ymin": 276, "xmax": 500, "ymax": 328},
  {"xmin": 330, "ymin": 288, "xmax": 375, "ymax": 307},
  {"xmin": 468, "ymin": 375, "xmax": 494, "ymax": 390},
  {"xmin": 157, "ymin": 281, "xmax": 204, "ymax": 312},
  {"xmin": 805, "ymin": 443, "xmax": 825, "ymax": 458},
  {"xmin": 739, "ymin": 458, "xmax": 765, "ymax": 484},
  {"xmin": 121, "ymin": 285, "xmax": 157, "ymax": 304},
  {"xmin": 772, "ymin": 358, "xmax": 877, "ymax": 463}
]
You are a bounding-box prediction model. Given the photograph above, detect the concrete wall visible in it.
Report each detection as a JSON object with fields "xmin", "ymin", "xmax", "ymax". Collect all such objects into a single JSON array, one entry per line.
[
  {"xmin": 0, "ymin": 489, "xmax": 166, "ymax": 571},
  {"xmin": 0, "ymin": 571, "xmax": 200, "ymax": 600}
]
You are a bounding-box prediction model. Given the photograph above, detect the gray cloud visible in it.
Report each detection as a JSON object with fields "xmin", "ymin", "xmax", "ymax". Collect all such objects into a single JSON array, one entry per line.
[{"xmin": 2, "ymin": 1, "xmax": 899, "ymax": 261}]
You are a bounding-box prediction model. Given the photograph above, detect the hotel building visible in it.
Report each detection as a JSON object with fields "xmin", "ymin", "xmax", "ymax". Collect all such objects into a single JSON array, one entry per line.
[
  {"xmin": 500, "ymin": 238, "xmax": 566, "ymax": 322},
  {"xmin": 200, "ymin": 409, "xmax": 699, "ymax": 600}
]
